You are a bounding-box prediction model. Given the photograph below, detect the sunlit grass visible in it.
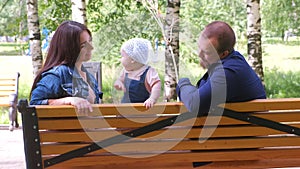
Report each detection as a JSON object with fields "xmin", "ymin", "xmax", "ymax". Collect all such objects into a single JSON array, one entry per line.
[{"xmin": 0, "ymin": 42, "xmax": 27, "ymax": 56}]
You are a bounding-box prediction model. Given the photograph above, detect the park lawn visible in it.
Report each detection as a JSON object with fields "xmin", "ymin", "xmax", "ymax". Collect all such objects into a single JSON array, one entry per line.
[
  {"xmin": 262, "ymin": 44, "xmax": 300, "ymax": 72},
  {"xmin": 0, "ymin": 56, "xmax": 33, "ymax": 86},
  {"xmin": 0, "ymin": 42, "xmax": 26, "ymax": 56}
]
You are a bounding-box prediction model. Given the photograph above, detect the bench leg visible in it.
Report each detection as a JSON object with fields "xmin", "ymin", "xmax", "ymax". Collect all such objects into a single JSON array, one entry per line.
[
  {"xmin": 9, "ymin": 106, "xmax": 18, "ymax": 131},
  {"xmin": 9, "ymin": 94, "xmax": 18, "ymax": 131}
]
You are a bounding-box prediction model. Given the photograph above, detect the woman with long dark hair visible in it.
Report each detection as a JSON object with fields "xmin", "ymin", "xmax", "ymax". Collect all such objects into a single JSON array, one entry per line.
[{"xmin": 30, "ymin": 21, "xmax": 101, "ymax": 114}]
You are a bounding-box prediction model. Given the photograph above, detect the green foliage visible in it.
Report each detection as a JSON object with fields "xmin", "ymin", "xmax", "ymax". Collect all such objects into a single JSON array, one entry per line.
[
  {"xmin": 38, "ymin": 0, "xmax": 72, "ymax": 31},
  {"xmin": 88, "ymin": 0, "xmax": 135, "ymax": 32},
  {"xmin": 0, "ymin": 0, "xmax": 27, "ymax": 37},
  {"xmin": 261, "ymin": 0, "xmax": 300, "ymax": 37},
  {"xmin": 19, "ymin": 83, "xmax": 31, "ymax": 100},
  {"xmin": 179, "ymin": 0, "xmax": 247, "ymax": 64},
  {"xmin": 0, "ymin": 0, "xmax": 72, "ymax": 40},
  {"xmin": 89, "ymin": 0, "xmax": 248, "ymax": 67},
  {"xmin": 181, "ymin": 0, "xmax": 246, "ymax": 37},
  {"xmin": 90, "ymin": 1, "xmax": 162, "ymax": 66},
  {"xmin": 0, "ymin": 107, "xmax": 10, "ymax": 124},
  {"xmin": 265, "ymin": 68, "xmax": 300, "ymax": 98},
  {"xmin": 0, "ymin": 0, "xmax": 299, "ymax": 44}
]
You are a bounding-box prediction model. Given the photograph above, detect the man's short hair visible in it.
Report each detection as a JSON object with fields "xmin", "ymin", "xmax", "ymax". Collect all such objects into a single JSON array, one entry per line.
[{"xmin": 202, "ymin": 21, "xmax": 236, "ymax": 54}]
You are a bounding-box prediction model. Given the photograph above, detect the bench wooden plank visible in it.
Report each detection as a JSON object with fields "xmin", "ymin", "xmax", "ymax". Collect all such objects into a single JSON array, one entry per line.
[
  {"xmin": 221, "ymin": 98, "xmax": 300, "ymax": 111},
  {"xmin": 43, "ymin": 149, "xmax": 300, "ymax": 169},
  {"xmin": 40, "ymin": 123, "xmax": 300, "ymax": 143},
  {"xmin": 34, "ymin": 102, "xmax": 187, "ymax": 117},
  {"xmin": 40, "ymin": 136, "xmax": 300, "ymax": 155},
  {"xmin": 36, "ymin": 111, "xmax": 300, "ymax": 130},
  {"xmin": 18, "ymin": 98, "xmax": 300, "ymax": 168},
  {"xmin": 0, "ymin": 81, "xmax": 16, "ymax": 86}
]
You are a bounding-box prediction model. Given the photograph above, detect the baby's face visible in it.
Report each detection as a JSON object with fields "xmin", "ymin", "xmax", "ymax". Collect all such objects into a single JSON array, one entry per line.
[{"xmin": 120, "ymin": 50, "xmax": 134, "ymax": 70}]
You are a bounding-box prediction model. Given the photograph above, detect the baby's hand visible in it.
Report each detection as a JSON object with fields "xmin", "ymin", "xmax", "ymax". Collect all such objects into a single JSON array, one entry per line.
[
  {"xmin": 114, "ymin": 80, "xmax": 126, "ymax": 92},
  {"xmin": 143, "ymin": 98, "xmax": 155, "ymax": 109}
]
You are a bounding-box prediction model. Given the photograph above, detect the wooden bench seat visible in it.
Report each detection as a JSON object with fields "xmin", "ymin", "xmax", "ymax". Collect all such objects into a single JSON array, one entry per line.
[
  {"xmin": 18, "ymin": 98, "xmax": 300, "ymax": 169},
  {"xmin": 0, "ymin": 72, "xmax": 20, "ymax": 131}
]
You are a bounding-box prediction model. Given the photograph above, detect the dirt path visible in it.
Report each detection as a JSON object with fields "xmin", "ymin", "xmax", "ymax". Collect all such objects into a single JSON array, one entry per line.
[{"xmin": 0, "ymin": 126, "xmax": 26, "ymax": 169}]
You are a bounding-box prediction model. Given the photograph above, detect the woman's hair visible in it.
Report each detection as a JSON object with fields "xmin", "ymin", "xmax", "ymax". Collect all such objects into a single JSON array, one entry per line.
[{"xmin": 30, "ymin": 20, "xmax": 91, "ymax": 94}]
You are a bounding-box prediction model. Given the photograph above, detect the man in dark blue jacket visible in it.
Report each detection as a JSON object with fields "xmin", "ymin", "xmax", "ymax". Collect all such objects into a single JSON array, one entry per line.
[{"xmin": 176, "ymin": 21, "xmax": 266, "ymax": 116}]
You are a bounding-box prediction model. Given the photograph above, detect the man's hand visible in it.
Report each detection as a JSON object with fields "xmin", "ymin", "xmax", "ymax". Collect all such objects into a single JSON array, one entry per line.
[{"xmin": 176, "ymin": 78, "xmax": 192, "ymax": 101}]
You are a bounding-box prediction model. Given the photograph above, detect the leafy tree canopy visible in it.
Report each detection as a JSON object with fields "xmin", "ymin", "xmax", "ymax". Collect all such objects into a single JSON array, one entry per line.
[{"xmin": 261, "ymin": 0, "xmax": 300, "ymax": 37}]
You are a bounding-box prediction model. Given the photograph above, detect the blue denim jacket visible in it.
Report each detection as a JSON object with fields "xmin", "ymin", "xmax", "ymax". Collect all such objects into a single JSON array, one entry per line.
[{"xmin": 30, "ymin": 64, "xmax": 101, "ymax": 105}]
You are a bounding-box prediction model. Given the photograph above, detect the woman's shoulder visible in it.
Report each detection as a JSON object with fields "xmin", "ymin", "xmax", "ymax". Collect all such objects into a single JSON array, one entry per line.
[{"xmin": 42, "ymin": 64, "xmax": 73, "ymax": 77}]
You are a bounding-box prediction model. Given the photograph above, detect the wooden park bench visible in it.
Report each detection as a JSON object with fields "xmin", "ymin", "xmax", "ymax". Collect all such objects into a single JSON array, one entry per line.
[
  {"xmin": 0, "ymin": 72, "xmax": 20, "ymax": 131},
  {"xmin": 18, "ymin": 98, "xmax": 300, "ymax": 169}
]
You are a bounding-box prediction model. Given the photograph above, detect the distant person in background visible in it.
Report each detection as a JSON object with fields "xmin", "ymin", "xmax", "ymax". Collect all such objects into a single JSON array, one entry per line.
[
  {"xmin": 114, "ymin": 38, "xmax": 161, "ymax": 108},
  {"xmin": 30, "ymin": 20, "xmax": 102, "ymax": 115}
]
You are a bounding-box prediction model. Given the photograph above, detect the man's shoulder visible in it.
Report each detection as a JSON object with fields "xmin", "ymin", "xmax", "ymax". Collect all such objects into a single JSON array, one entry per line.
[{"xmin": 222, "ymin": 51, "xmax": 248, "ymax": 67}]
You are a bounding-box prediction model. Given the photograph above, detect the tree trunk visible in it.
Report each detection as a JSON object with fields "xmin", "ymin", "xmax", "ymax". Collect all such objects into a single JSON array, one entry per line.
[
  {"xmin": 71, "ymin": 0, "xmax": 87, "ymax": 25},
  {"xmin": 26, "ymin": 0, "xmax": 43, "ymax": 78},
  {"xmin": 164, "ymin": 0, "xmax": 180, "ymax": 102},
  {"xmin": 247, "ymin": 0, "xmax": 264, "ymax": 82}
]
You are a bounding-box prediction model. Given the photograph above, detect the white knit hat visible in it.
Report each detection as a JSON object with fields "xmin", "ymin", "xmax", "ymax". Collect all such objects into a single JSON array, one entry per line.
[{"xmin": 121, "ymin": 38, "xmax": 152, "ymax": 65}]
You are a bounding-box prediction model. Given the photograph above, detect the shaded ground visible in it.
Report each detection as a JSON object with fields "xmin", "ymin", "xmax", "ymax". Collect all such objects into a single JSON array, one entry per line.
[{"xmin": 0, "ymin": 126, "xmax": 26, "ymax": 169}]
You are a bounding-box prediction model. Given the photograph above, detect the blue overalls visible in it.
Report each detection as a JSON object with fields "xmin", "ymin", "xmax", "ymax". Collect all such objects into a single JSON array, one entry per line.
[{"xmin": 121, "ymin": 67, "xmax": 150, "ymax": 103}]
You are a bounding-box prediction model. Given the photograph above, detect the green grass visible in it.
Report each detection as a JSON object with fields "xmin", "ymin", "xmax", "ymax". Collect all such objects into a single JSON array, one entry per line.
[
  {"xmin": 265, "ymin": 68, "xmax": 300, "ymax": 98},
  {"xmin": 263, "ymin": 44, "xmax": 300, "ymax": 72},
  {"xmin": 0, "ymin": 108, "xmax": 9, "ymax": 124},
  {"xmin": 0, "ymin": 42, "xmax": 27, "ymax": 56}
]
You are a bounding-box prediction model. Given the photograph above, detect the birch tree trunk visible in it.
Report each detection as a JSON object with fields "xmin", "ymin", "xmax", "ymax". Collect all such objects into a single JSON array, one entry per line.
[
  {"xmin": 164, "ymin": 0, "xmax": 180, "ymax": 101},
  {"xmin": 71, "ymin": 0, "xmax": 87, "ymax": 25},
  {"xmin": 26, "ymin": 0, "xmax": 43, "ymax": 78},
  {"xmin": 19, "ymin": 0, "xmax": 25, "ymax": 55},
  {"xmin": 247, "ymin": 0, "xmax": 264, "ymax": 82}
]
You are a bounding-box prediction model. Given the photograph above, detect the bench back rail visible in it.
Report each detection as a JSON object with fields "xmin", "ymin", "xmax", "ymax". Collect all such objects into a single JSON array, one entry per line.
[{"xmin": 18, "ymin": 98, "xmax": 300, "ymax": 169}]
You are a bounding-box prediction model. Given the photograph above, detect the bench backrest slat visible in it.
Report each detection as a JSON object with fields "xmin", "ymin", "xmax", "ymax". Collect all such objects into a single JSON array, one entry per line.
[
  {"xmin": 18, "ymin": 99, "xmax": 300, "ymax": 169},
  {"xmin": 40, "ymin": 123, "xmax": 300, "ymax": 143},
  {"xmin": 36, "ymin": 111, "xmax": 300, "ymax": 130},
  {"xmin": 0, "ymin": 72, "xmax": 19, "ymax": 106},
  {"xmin": 35, "ymin": 102, "xmax": 186, "ymax": 117},
  {"xmin": 222, "ymin": 98, "xmax": 300, "ymax": 111}
]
